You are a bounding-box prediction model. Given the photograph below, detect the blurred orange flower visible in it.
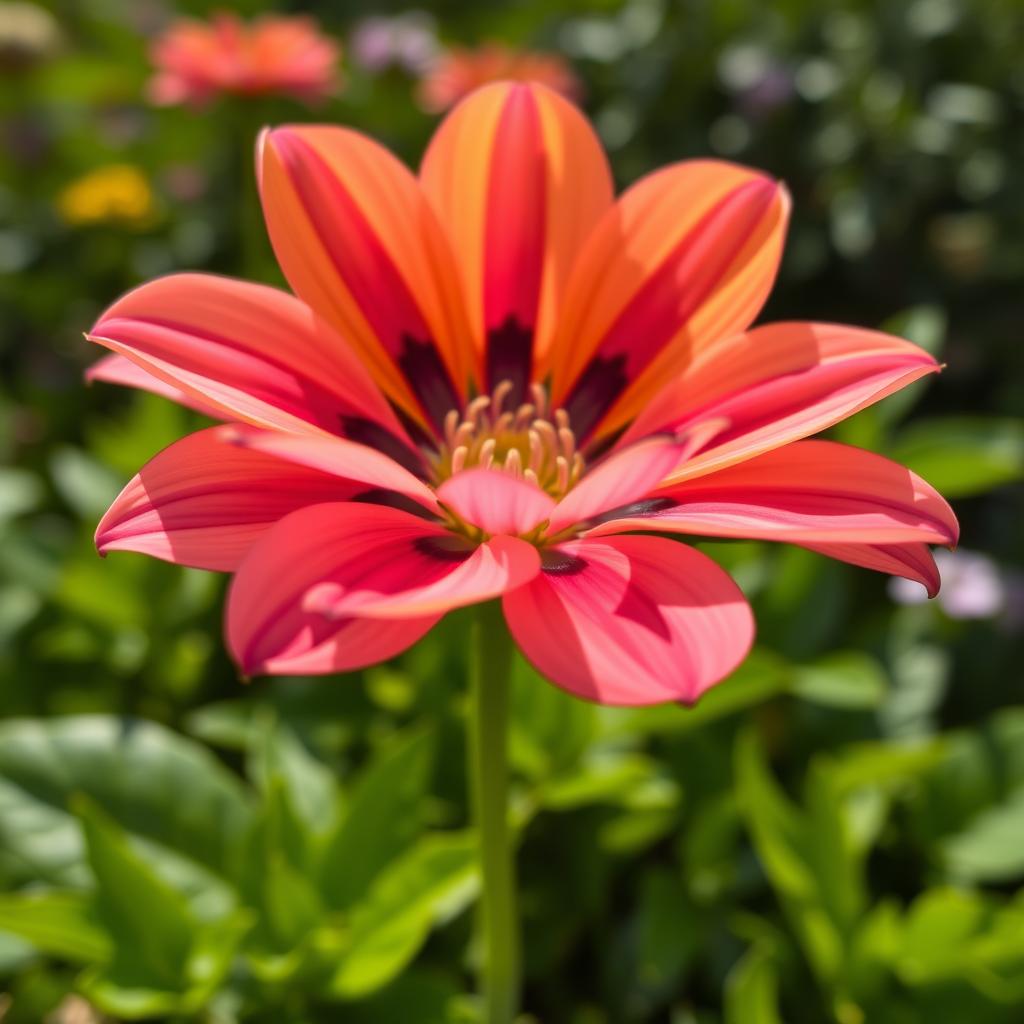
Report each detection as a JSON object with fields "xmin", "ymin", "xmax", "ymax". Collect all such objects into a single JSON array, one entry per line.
[
  {"xmin": 417, "ymin": 42, "xmax": 580, "ymax": 112},
  {"xmin": 148, "ymin": 11, "xmax": 341, "ymax": 108}
]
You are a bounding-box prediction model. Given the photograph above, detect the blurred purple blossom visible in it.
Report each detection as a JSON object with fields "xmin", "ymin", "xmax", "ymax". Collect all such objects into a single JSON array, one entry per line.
[
  {"xmin": 738, "ymin": 65, "xmax": 795, "ymax": 118},
  {"xmin": 889, "ymin": 548, "xmax": 1007, "ymax": 619},
  {"xmin": 350, "ymin": 12, "xmax": 439, "ymax": 75}
]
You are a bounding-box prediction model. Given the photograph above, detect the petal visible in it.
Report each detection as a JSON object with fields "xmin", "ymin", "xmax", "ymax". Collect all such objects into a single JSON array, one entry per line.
[
  {"xmin": 87, "ymin": 273, "xmax": 412, "ymax": 452},
  {"xmin": 86, "ymin": 353, "xmax": 223, "ymax": 418},
  {"xmin": 503, "ymin": 534, "xmax": 754, "ymax": 706},
  {"xmin": 546, "ymin": 427, "xmax": 721, "ymax": 535},
  {"xmin": 260, "ymin": 125, "xmax": 475, "ymax": 430},
  {"xmin": 800, "ymin": 541, "xmax": 942, "ymax": 598},
  {"xmin": 420, "ymin": 82, "xmax": 613, "ymax": 399},
  {"xmin": 589, "ymin": 440, "xmax": 959, "ymax": 546},
  {"xmin": 227, "ymin": 503, "xmax": 540, "ymax": 673},
  {"xmin": 221, "ymin": 429, "xmax": 440, "ymax": 512},
  {"xmin": 436, "ymin": 468, "xmax": 555, "ymax": 536},
  {"xmin": 550, "ymin": 161, "xmax": 790, "ymax": 441},
  {"xmin": 96, "ymin": 426, "xmax": 360, "ymax": 571},
  {"xmin": 621, "ymin": 322, "xmax": 939, "ymax": 483}
]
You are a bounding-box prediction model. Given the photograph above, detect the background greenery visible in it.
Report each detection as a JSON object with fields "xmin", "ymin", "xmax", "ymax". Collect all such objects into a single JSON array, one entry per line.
[{"xmin": 2, "ymin": 0, "xmax": 1023, "ymax": 1021}]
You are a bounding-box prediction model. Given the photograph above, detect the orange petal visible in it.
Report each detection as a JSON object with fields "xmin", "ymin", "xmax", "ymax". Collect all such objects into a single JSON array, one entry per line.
[
  {"xmin": 420, "ymin": 82, "xmax": 613, "ymax": 399},
  {"xmin": 260, "ymin": 125, "xmax": 475, "ymax": 431},
  {"xmin": 550, "ymin": 160, "xmax": 790, "ymax": 441}
]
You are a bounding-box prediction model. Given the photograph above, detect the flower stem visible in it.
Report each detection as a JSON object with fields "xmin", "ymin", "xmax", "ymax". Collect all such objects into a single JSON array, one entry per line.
[{"xmin": 468, "ymin": 601, "xmax": 520, "ymax": 1024}]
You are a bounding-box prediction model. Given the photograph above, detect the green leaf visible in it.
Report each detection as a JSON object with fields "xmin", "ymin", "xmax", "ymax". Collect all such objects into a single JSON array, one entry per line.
[
  {"xmin": 247, "ymin": 717, "xmax": 339, "ymax": 836},
  {"xmin": 942, "ymin": 787, "xmax": 1024, "ymax": 884},
  {"xmin": 602, "ymin": 649, "xmax": 790, "ymax": 738},
  {"xmin": 77, "ymin": 799, "xmax": 195, "ymax": 988},
  {"xmin": 725, "ymin": 948, "xmax": 783, "ymax": 1024},
  {"xmin": 329, "ymin": 832, "xmax": 477, "ymax": 999},
  {"xmin": 889, "ymin": 416, "xmax": 1024, "ymax": 497},
  {"xmin": 790, "ymin": 652, "xmax": 888, "ymax": 709},
  {"xmin": 541, "ymin": 754, "xmax": 677, "ymax": 811},
  {"xmin": 318, "ymin": 729, "xmax": 435, "ymax": 910},
  {"xmin": 0, "ymin": 889, "xmax": 111, "ymax": 962},
  {"xmin": 510, "ymin": 651, "xmax": 595, "ymax": 780},
  {"xmin": 0, "ymin": 716, "xmax": 253, "ymax": 886},
  {"xmin": 734, "ymin": 731, "xmax": 849, "ymax": 984}
]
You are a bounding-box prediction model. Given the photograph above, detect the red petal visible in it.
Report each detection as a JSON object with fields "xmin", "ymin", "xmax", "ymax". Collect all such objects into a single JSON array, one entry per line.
[{"xmin": 503, "ymin": 535, "xmax": 753, "ymax": 706}]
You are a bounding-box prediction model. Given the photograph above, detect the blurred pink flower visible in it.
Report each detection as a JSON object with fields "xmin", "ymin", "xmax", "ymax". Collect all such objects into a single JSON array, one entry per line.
[
  {"xmin": 350, "ymin": 12, "xmax": 438, "ymax": 75},
  {"xmin": 148, "ymin": 11, "xmax": 341, "ymax": 108},
  {"xmin": 416, "ymin": 42, "xmax": 581, "ymax": 112},
  {"xmin": 889, "ymin": 548, "xmax": 1006, "ymax": 618}
]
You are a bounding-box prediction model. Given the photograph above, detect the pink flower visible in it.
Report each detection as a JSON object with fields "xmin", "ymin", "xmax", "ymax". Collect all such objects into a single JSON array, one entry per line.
[
  {"xmin": 416, "ymin": 42, "xmax": 581, "ymax": 112},
  {"xmin": 87, "ymin": 82, "xmax": 957, "ymax": 705},
  {"xmin": 147, "ymin": 11, "xmax": 341, "ymax": 108}
]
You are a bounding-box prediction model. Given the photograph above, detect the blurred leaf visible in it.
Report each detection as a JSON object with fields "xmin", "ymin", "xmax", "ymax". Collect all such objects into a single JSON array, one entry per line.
[
  {"xmin": 602, "ymin": 649, "xmax": 790, "ymax": 738},
  {"xmin": 77, "ymin": 798, "xmax": 195, "ymax": 988},
  {"xmin": 734, "ymin": 731, "xmax": 853, "ymax": 984},
  {"xmin": 318, "ymin": 729, "xmax": 435, "ymax": 910},
  {"xmin": 725, "ymin": 947, "xmax": 783, "ymax": 1024},
  {"xmin": 511, "ymin": 652, "xmax": 595, "ymax": 780},
  {"xmin": 791, "ymin": 652, "xmax": 888, "ymax": 709},
  {"xmin": 48, "ymin": 447, "xmax": 121, "ymax": 518},
  {"xmin": 541, "ymin": 753, "xmax": 676, "ymax": 811},
  {"xmin": 247, "ymin": 717, "xmax": 339, "ymax": 836},
  {"xmin": 889, "ymin": 417, "xmax": 1024, "ymax": 497},
  {"xmin": 329, "ymin": 832, "xmax": 477, "ymax": 999},
  {"xmin": 0, "ymin": 716, "xmax": 253, "ymax": 886},
  {"xmin": 0, "ymin": 889, "xmax": 110, "ymax": 962},
  {"xmin": 0, "ymin": 469, "xmax": 43, "ymax": 522},
  {"xmin": 942, "ymin": 787, "xmax": 1024, "ymax": 884}
]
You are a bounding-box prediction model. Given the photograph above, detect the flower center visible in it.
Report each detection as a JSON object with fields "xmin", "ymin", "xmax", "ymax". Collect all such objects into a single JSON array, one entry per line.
[{"xmin": 429, "ymin": 379, "xmax": 584, "ymax": 498}]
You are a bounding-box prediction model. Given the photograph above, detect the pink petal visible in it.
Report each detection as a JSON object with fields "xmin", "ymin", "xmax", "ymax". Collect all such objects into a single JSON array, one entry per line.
[
  {"xmin": 503, "ymin": 535, "xmax": 754, "ymax": 706},
  {"xmin": 801, "ymin": 541, "xmax": 942, "ymax": 598},
  {"xmin": 221, "ymin": 429, "xmax": 440, "ymax": 514},
  {"xmin": 619, "ymin": 322, "xmax": 939, "ymax": 484},
  {"xmin": 87, "ymin": 273, "xmax": 412, "ymax": 451},
  {"xmin": 86, "ymin": 353, "xmax": 223, "ymax": 418},
  {"xmin": 96, "ymin": 426, "xmax": 359, "ymax": 571},
  {"xmin": 436, "ymin": 468, "xmax": 555, "ymax": 536},
  {"xmin": 589, "ymin": 440, "xmax": 958, "ymax": 547},
  {"xmin": 227, "ymin": 503, "xmax": 540, "ymax": 674},
  {"xmin": 547, "ymin": 421, "xmax": 726, "ymax": 535}
]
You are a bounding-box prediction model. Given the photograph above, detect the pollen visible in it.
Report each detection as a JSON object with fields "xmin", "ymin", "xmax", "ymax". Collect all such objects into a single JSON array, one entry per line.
[{"xmin": 430, "ymin": 380, "xmax": 585, "ymax": 498}]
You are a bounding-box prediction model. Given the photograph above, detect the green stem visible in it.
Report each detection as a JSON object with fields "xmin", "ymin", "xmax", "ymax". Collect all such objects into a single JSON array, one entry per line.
[{"xmin": 468, "ymin": 601, "xmax": 520, "ymax": 1024}]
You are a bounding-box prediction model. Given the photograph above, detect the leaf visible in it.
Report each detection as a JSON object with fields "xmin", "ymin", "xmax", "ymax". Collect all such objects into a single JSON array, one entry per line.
[
  {"xmin": 790, "ymin": 652, "xmax": 888, "ymax": 709},
  {"xmin": 725, "ymin": 948, "xmax": 783, "ymax": 1024},
  {"xmin": 541, "ymin": 754, "xmax": 678, "ymax": 811},
  {"xmin": 0, "ymin": 889, "xmax": 111, "ymax": 962},
  {"xmin": 734, "ymin": 731, "xmax": 848, "ymax": 984},
  {"xmin": 247, "ymin": 716, "xmax": 340, "ymax": 837},
  {"xmin": 328, "ymin": 832, "xmax": 477, "ymax": 999},
  {"xmin": 510, "ymin": 651, "xmax": 595, "ymax": 780},
  {"xmin": 77, "ymin": 799, "xmax": 195, "ymax": 988},
  {"xmin": 889, "ymin": 416, "xmax": 1024, "ymax": 498},
  {"xmin": 602, "ymin": 649, "xmax": 790, "ymax": 738},
  {"xmin": 318, "ymin": 729, "xmax": 435, "ymax": 910},
  {"xmin": 942, "ymin": 787, "xmax": 1024, "ymax": 884},
  {"xmin": 0, "ymin": 716, "xmax": 253, "ymax": 887}
]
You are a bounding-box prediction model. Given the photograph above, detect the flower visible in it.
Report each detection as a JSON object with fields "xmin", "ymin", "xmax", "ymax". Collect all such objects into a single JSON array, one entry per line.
[
  {"xmin": 416, "ymin": 42, "xmax": 580, "ymax": 112},
  {"xmin": 57, "ymin": 164, "xmax": 155, "ymax": 228},
  {"xmin": 350, "ymin": 12, "xmax": 439, "ymax": 75},
  {"xmin": 889, "ymin": 548, "xmax": 1005, "ymax": 619},
  {"xmin": 0, "ymin": 1, "xmax": 60, "ymax": 73},
  {"xmin": 147, "ymin": 11, "xmax": 341, "ymax": 108},
  {"xmin": 87, "ymin": 82, "xmax": 957, "ymax": 706}
]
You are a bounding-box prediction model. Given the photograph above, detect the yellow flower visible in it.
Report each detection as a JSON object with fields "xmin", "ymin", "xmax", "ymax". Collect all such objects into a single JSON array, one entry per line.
[{"xmin": 56, "ymin": 165, "xmax": 156, "ymax": 228}]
